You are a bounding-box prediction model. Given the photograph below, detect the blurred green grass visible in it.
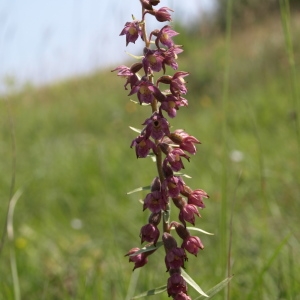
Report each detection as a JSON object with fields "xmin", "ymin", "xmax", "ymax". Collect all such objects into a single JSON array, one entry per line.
[{"xmin": 1, "ymin": 11, "xmax": 300, "ymax": 300}]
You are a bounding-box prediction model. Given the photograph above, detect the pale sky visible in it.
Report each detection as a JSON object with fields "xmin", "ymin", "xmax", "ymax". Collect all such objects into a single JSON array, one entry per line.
[{"xmin": 0, "ymin": 0, "xmax": 216, "ymax": 93}]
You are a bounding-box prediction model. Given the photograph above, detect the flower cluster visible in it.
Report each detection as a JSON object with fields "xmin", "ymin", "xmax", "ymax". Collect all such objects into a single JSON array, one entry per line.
[{"xmin": 114, "ymin": 1, "xmax": 209, "ymax": 299}]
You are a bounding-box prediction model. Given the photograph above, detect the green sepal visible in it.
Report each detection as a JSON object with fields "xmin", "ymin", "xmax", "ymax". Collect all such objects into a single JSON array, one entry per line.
[
  {"xmin": 194, "ymin": 276, "xmax": 234, "ymax": 299},
  {"xmin": 129, "ymin": 241, "xmax": 163, "ymax": 257},
  {"xmin": 131, "ymin": 285, "xmax": 167, "ymax": 299},
  {"xmin": 127, "ymin": 186, "xmax": 151, "ymax": 195},
  {"xmin": 181, "ymin": 268, "xmax": 208, "ymax": 297}
]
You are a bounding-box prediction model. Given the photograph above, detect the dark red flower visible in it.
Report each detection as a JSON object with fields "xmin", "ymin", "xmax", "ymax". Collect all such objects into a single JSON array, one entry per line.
[
  {"xmin": 125, "ymin": 247, "xmax": 149, "ymax": 271},
  {"xmin": 140, "ymin": 223, "xmax": 160, "ymax": 245},
  {"xmin": 154, "ymin": 7, "xmax": 173, "ymax": 22},
  {"xmin": 165, "ymin": 246, "xmax": 187, "ymax": 271},
  {"xmin": 179, "ymin": 203, "xmax": 200, "ymax": 226},
  {"xmin": 168, "ymin": 130, "xmax": 201, "ymax": 155},
  {"xmin": 167, "ymin": 273, "xmax": 187, "ymax": 297},
  {"xmin": 182, "ymin": 236, "xmax": 204, "ymax": 256}
]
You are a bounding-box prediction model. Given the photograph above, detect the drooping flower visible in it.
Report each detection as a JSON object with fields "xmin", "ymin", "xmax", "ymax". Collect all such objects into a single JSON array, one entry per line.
[
  {"xmin": 130, "ymin": 135, "xmax": 157, "ymax": 158},
  {"xmin": 184, "ymin": 187, "xmax": 209, "ymax": 209},
  {"xmin": 155, "ymin": 25, "xmax": 179, "ymax": 48},
  {"xmin": 168, "ymin": 129, "xmax": 201, "ymax": 155},
  {"xmin": 120, "ymin": 20, "xmax": 142, "ymax": 46},
  {"xmin": 153, "ymin": 7, "xmax": 173, "ymax": 22},
  {"xmin": 125, "ymin": 247, "xmax": 149, "ymax": 271},
  {"xmin": 112, "ymin": 64, "xmax": 141, "ymax": 90},
  {"xmin": 143, "ymin": 190, "xmax": 165, "ymax": 212},
  {"xmin": 167, "ymin": 273, "xmax": 187, "ymax": 297},
  {"xmin": 179, "ymin": 203, "xmax": 200, "ymax": 226},
  {"xmin": 160, "ymin": 93, "xmax": 188, "ymax": 118},
  {"xmin": 172, "ymin": 196, "xmax": 200, "ymax": 226},
  {"xmin": 165, "ymin": 246, "xmax": 187, "ymax": 271},
  {"xmin": 164, "ymin": 147, "xmax": 190, "ymax": 171},
  {"xmin": 169, "ymin": 71, "xmax": 189, "ymax": 95},
  {"xmin": 162, "ymin": 173, "xmax": 185, "ymax": 198},
  {"xmin": 140, "ymin": 223, "xmax": 160, "ymax": 245},
  {"xmin": 182, "ymin": 236, "xmax": 204, "ymax": 256},
  {"xmin": 129, "ymin": 78, "xmax": 164, "ymax": 104}
]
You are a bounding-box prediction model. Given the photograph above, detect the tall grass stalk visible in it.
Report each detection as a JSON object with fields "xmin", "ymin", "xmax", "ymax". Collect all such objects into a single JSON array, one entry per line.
[
  {"xmin": 7, "ymin": 189, "xmax": 23, "ymax": 300},
  {"xmin": 0, "ymin": 98, "xmax": 17, "ymax": 257},
  {"xmin": 279, "ymin": 0, "xmax": 300, "ymax": 163},
  {"xmin": 220, "ymin": 0, "xmax": 233, "ymax": 283}
]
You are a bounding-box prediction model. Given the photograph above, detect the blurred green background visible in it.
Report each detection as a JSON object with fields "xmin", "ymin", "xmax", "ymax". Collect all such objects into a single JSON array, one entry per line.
[{"xmin": 1, "ymin": 1, "xmax": 300, "ymax": 299}]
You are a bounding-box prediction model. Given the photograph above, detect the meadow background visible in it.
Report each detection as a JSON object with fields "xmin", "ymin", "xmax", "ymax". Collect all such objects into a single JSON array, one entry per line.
[{"xmin": 0, "ymin": 1, "xmax": 300, "ymax": 299}]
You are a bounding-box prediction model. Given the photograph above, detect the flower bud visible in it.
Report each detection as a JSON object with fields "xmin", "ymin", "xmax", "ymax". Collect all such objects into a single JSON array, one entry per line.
[
  {"xmin": 159, "ymin": 142, "xmax": 172, "ymax": 155},
  {"xmin": 150, "ymin": 176, "xmax": 161, "ymax": 192},
  {"xmin": 171, "ymin": 221, "xmax": 190, "ymax": 240},
  {"xmin": 162, "ymin": 232, "xmax": 177, "ymax": 251},
  {"xmin": 130, "ymin": 62, "xmax": 143, "ymax": 73},
  {"xmin": 148, "ymin": 211, "xmax": 161, "ymax": 226}
]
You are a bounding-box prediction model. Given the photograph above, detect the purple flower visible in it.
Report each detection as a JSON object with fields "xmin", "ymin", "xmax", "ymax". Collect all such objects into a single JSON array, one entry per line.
[
  {"xmin": 160, "ymin": 94, "xmax": 188, "ymax": 118},
  {"xmin": 120, "ymin": 20, "xmax": 142, "ymax": 46},
  {"xmin": 162, "ymin": 46, "xmax": 184, "ymax": 71},
  {"xmin": 154, "ymin": 7, "xmax": 173, "ymax": 22},
  {"xmin": 162, "ymin": 175, "xmax": 185, "ymax": 198},
  {"xmin": 170, "ymin": 71, "xmax": 189, "ymax": 95},
  {"xmin": 168, "ymin": 130, "xmax": 201, "ymax": 155},
  {"xmin": 142, "ymin": 48, "xmax": 165, "ymax": 74},
  {"xmin": 167, "ymin": 273, "xmax": 187, "ymax": 297},
  {"xmin": 140, "ymin": 223, "xmax": 160, "ymax": 245},
  {"xmin": 125, "ymin": 247, "xmax": 149, "ymax": 271},
  {"xmin": 129, "ymin": 79, "xmax": 163, "ymax": 104},
  {"xmin": 164, "ymin": 148, "xmax": 190, "ymax": 171},
  {"xmin": 182, "ymin": 236, "xmax": 204, "ymax": 256},
  {"xmin": 130, "ymin": 135, "xmax": 157, "ymax": 158},
  {"xmin": 143, "ymin": 112, "xmax": 170, "ymax": 140},
  {"xmin": 155, "ymin": 25, "xmax": 179, "ymax": 48},
  {"xmin": 179, "ymin": 203, "xmax": 200, "ymax": 226},
  {"xmin": 165, "ymin": 247, "xmax": 187, "ymax": 271},
  {"xmin": 143, "ymin": 190, "xmax": 166, "ymax": 213},
  {"xmin": 187, "ymin": 189, "xmax": 209, "ymax": 208},
  {"xmin": 112, "ymin": 65, "xmax": 140, "ymax": 90}
]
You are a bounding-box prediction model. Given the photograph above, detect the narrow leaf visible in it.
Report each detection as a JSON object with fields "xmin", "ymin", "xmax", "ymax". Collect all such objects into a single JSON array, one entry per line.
[
  {"xmin": 181, "ymin": 268, "xmax": 208, "ymax": 297},
  {"xmin": 129, "ymin": 241, "xmax": 163, "ymax": 256},
  {"xmin": 130, "ymin": 99, "xmax": 150, "ymax": 106},
  {"xmin": 131, "ymin": 285, "xmax": 167, "ymax": 299},
  {"xmin": 174, "ymin": 172, "xmax": 192, "ymax": 178},
  {"xmin": 186, "ymin": 227, "xmax": 214, "ymax": 236},
  {"xmin": 194, "ymin": 276, "xmax": 233, "ymax": 300},
  {"xmin": 127, "ymin": 186, "xmax": 151, "ymax": 195},
  {"xmin": 125, "ymin": 51, "xmax": 144, "ymax": 60},
  {"xmin": 129, "ymin": 126, "xmax": 142, "ymax": 134}
]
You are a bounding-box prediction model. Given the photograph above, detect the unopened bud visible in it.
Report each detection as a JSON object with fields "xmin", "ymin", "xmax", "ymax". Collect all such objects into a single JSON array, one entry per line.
[{"xmin": 162, "ymin": 232, "xmax": 177, "ymax": 251}]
